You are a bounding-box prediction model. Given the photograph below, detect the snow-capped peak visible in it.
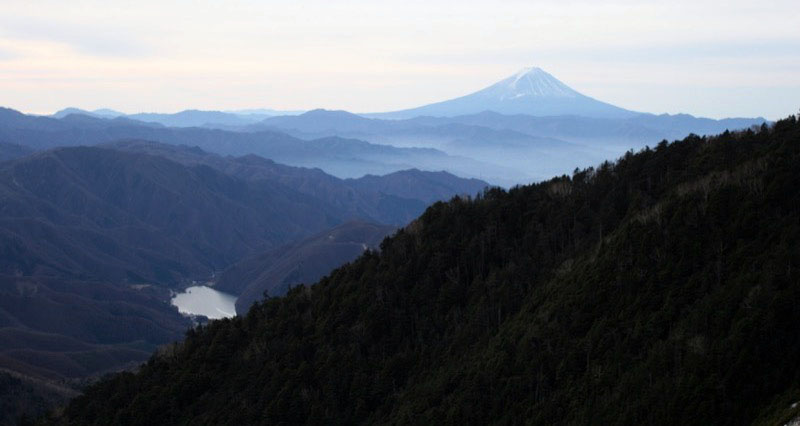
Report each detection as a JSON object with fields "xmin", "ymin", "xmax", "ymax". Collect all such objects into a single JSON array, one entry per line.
[
  {"xmin": 490, "ymin": 67, "xmax": 580, "ymax": 100},
  {"xmin": 512, "ymin": 66, "xmax": 543, "ymax": 82},
  {"xmin": 370, "ymin": 66, "xmax": 635, "ymax": 119}
]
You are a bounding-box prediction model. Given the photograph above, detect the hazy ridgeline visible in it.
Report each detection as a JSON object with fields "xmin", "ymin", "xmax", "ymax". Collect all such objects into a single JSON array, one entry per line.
[{"xmin": 1, "ymin": 68, "xmax": 766, "ymax": 186}]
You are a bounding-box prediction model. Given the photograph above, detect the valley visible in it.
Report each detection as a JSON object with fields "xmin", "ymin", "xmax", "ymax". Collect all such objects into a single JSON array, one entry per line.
[
  {"xmin": 0, "ymin": 64, "xmax": 791, "ymax": 424},
  {"xmin": 0, "ymin": 136, "xmax": 486, "ymax": 423}
]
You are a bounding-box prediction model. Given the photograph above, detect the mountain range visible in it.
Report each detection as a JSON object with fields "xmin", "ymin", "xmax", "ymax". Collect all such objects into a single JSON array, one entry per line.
[
  {"xmin": 51, "ymin": 107, "xmax": 303, "ymax": 127},
  {"xmin": 20, "ymin": 67, "xmax": 766, "ymax": 185},
  {"xmin": 57, "ymin": 115, "xmax": 800, "ymax": 425},
  {"xmin": 0, "ymin": 66, "xmax": 782, "ymax": 423},
  {"xmin": 251, "ymin": 107, "xmax": 766, "ymax": 183},
  {"xmin": 0, "ymin": 106, "xmax": 509, "ymax": 183}
]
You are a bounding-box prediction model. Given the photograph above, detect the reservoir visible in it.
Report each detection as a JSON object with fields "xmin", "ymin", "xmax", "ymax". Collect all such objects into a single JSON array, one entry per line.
[{"xmin": 171, "ymin": 286, "xmax": 237, "ymax": 320}]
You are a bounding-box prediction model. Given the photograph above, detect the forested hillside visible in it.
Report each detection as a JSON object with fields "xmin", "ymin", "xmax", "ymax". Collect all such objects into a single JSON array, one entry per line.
[
  {"xmin": 216, "ymin": 221, "xmax": 397, "ymax": 312},
  {"xmin": 58, "ymin": 116, "xmax": 800, "ymax": 425},
  {"xmin": 0, "ymin": 142, "xmax": 486, "ymax": 424}
]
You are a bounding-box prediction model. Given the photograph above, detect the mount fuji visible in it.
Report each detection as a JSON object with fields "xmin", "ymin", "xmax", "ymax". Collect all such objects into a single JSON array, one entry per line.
[{"xmin": 371, "ymin": 67, "xmax": 638, "ymax": 119}]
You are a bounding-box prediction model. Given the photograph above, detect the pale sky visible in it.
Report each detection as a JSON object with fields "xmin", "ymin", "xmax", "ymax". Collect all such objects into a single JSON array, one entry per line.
[{"xmin": 1, "ymin": 0, "xmax": 798, "ymax": 119}]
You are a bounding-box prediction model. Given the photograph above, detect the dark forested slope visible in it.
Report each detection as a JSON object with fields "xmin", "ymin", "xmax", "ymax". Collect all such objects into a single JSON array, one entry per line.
[
  {"xmin": 0, "ymin": 146, "xmax": 338, "ymax": 284},
  {"xmin": 0, "ymin": 144, "xmax": 482, "ymax": 286},
  {"xmin": 0, "ymin": 142, "xmax": 33, "ymax": 163},
  {"xmin": 60, "ymin": 117, "xmax": 800, "ymax": 425},
  {"xmin": 104, "ymin": 140, "xmax": 488, "ymax": 226},
  {"xmin": 216, "ymin": 221, "xmax": 397, "ymax": 313}
]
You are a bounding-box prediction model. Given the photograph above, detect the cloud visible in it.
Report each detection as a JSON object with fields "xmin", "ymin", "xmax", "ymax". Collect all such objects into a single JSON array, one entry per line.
[
  {"xmin": 0, "ymin": 47, "xmax": 17, "ymax": 60},
  {"xmin": 541, "ymin": 40, "xmax": 800, "ymax": 63},
  {"xmin": 402, "ymin": 39, "xmax": 800, "ymax": 67},
  {"xmin": 0, "ymin": 17, "xmax": 154, "ymax": 57}
]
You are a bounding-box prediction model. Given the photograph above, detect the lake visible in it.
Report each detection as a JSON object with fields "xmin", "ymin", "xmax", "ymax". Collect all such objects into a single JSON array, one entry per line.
[{"xmin": 171, "ymin": 286, "xmax": 237, "ymax": 320}]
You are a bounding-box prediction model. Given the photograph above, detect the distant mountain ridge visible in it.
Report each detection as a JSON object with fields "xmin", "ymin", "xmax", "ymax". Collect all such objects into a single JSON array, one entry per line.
[
  {"xmin": 250, "ymin": 107, "xmax": 766, "ymax": 184},
  {"xmin": 52, "ymin": 108, "xmax": 125, "ymax": 119},
  {"xmin": 0, "ymin": 107, "xmax": 503, "ymax": 182},
  {"xmin": 3, "ymin": 104, "xmax": 768, "ymax": 186},
  {"xmin": 8, "ymin": 64, "xmax": 769, "ymax": 186},
  {"xmin": 52, "ymin": 107, "xmax": 304, "ymax": 127},
  {"xmin": 128, "ymin": 110, "xmax": 258, "ymax": 128}
]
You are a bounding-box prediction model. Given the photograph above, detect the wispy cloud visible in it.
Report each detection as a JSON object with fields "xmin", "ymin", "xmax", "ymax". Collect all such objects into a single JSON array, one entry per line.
[
  {"xmin": 540, "ymin": 40, "xmax": 800, "ymax": 63},
  {"xmin": 402, "ymin": 39, "xmax": 800, "ymax": 66},
  {"xmin": 0, "ymin": 47, "xmax": 17, "ymax": 61},
  {"xmin": 0, "ymin": 17, "xmax": 154, "ymax": 57}
]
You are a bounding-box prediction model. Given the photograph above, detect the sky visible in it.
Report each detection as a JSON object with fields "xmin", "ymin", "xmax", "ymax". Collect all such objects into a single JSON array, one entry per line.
[{"xmin": 0, "ymin": 0, "xmax": 798, "ymax": 119}]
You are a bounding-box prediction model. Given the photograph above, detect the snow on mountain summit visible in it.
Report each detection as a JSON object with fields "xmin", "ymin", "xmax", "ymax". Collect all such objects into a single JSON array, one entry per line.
[{"xmin": 489, "ymin": 67, "xmax": 580, "ymax": 100}]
